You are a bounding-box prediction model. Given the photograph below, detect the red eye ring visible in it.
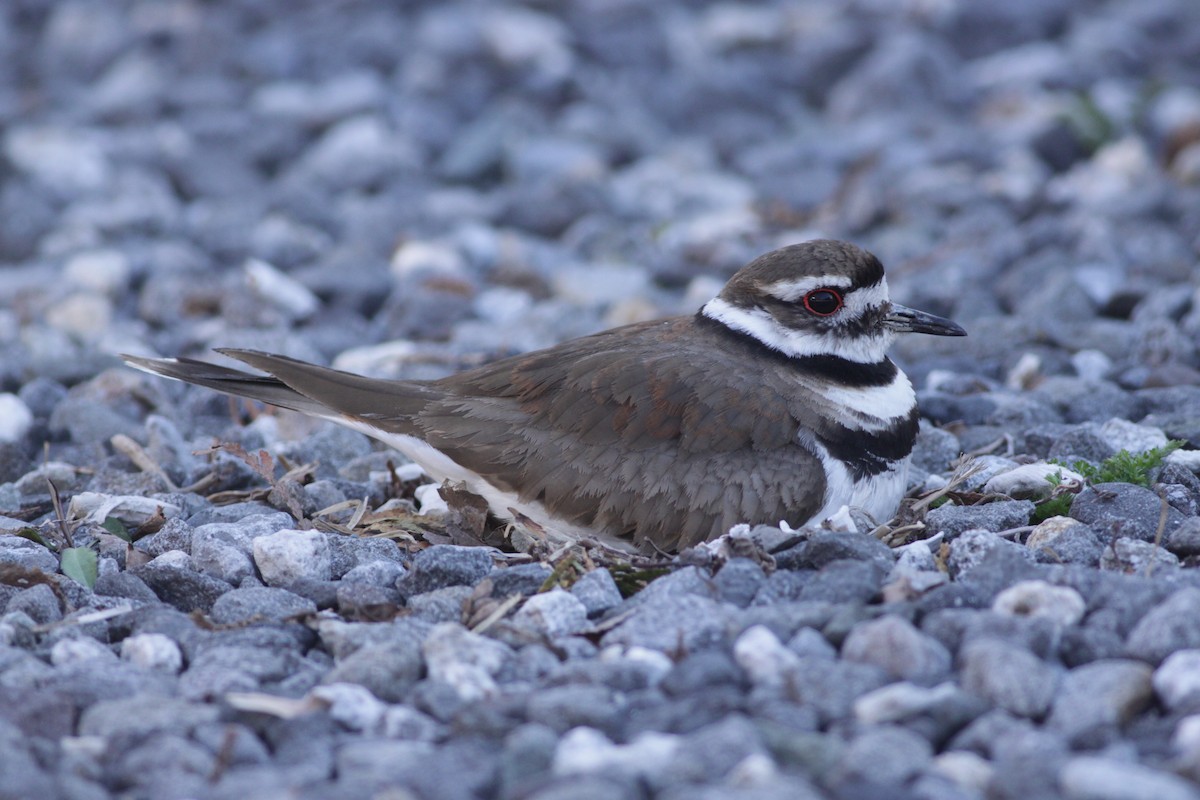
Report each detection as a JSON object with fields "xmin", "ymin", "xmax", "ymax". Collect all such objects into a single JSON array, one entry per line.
[{"xmin": 803, "ymin": 288, "xmax": 843, "ymax": 316}]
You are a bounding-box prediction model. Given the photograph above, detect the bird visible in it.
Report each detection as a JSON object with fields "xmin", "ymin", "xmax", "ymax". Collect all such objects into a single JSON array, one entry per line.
[{"xmin": 125, "ymin": 239, "xmax": 965, "ymax": 553}]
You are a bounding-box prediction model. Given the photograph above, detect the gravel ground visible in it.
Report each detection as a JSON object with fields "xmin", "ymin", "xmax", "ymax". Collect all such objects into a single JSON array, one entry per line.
[{"xmin": 3, "ymin": 1, "xmax": 1200, "ymax": 798}]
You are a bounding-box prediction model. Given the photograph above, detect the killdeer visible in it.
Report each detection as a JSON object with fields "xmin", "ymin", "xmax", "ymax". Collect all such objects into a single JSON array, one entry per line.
[{"xmin": 125, "ymin": 240, "xmax": 964, "ymax": 552}]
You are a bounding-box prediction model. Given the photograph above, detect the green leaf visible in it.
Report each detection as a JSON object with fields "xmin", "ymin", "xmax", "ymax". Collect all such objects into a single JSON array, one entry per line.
[
  {"xmin": 13, "ymin": 527, "xmax": 53, "ymax": 549},
  {"xmin": 60, "ymin": 547, "xmax": 98, "ymax": 589},
  {"xmin": 101, "ymin": 516, "xmax": 131, "ymax": 542}
]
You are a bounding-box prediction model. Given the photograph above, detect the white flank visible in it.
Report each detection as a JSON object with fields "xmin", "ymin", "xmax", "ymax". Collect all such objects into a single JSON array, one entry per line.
[{"xmin": 332, "ymin": 417, "xmax": 629, "ymax": 549}]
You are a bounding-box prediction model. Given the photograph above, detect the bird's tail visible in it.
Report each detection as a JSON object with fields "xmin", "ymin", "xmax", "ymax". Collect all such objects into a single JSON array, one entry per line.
[{"xmin": 123, "ymin": 349, "xmax": 436, "ymax": 425}]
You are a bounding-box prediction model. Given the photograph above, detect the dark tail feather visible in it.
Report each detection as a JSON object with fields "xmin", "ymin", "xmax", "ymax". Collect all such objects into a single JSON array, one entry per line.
[
  {"xmin": 124, "ymin": 349, "xmax": 439, "ymax": 426},
  {"xmin": 122, "ymin": 354, "xmax": 339, "ymax": 418}
]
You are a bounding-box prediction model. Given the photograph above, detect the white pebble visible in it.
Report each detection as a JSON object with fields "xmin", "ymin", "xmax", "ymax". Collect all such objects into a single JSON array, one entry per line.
[
  {"xmin": 732, "ymin": 625, "xmax": 801, "ymax": 688},
  {"xmin": 63, "ymin": 249, "xmax": 130, "ymax": 294},
  {"xmin": 50, "ymin": 637, "xmax": 117, "ymax": 666},
  {"xmin": 0, "ymin": 394, "xmax": 33, "ymax": 443},
  {"xmin": 992, "ymin": 580, "xmax": 1087, "ymax": 627},
  {"xmin": 252, "ymin": 529, "xmax": 332, "ymax": 586},
  {"xmin": 120, "ymin": 633, "xmax": 183, "ymax": 673},
  {"xmin": 244, "ymin": 258, "xmax": 319, "ymax": 319},
  {"xmin": 311, "ymin": 683, "xmax": 386, "ymax": 732},
  {"xmin": 1154, "ymin": 650, "xmax": 1200, "ymax": 711},
  {"xmin": 512, "ymin": 589, "xmax": 589, "ymax": 637}
]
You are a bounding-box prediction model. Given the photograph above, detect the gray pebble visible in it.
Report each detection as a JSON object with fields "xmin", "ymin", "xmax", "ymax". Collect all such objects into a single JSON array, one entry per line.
[
  {"xmin": 1100, "ymin": 538, "xmax": 1180, "ymax": 573},
  {"xmin": 0, "ymin": 537, "xmax": 59, "ymax": 573},
  {"xmin": 489, "ymin": 562, "xmax": 554, "ymax": 597},
  {"xmin": 209, "ymin": 586, "xmax": 317, "ymax": 625},
  {"xmin": 833, "ymin": 724, "xmax": 934, "ymax": 787},
  {"xmin": 1046, "ymin": 659, "xmax": 1154, "ymax": 747},
  {"xmin": 960, "ymin": 638, "xmax": 1061, "ymax": 718},
  {"xmin": 512, "ymin": 589, "xmax": 590, "ymax": 637},
  {"xmin": 841, "ymin": 615, "xmax": 952, "ymax": 681},
  {"xmin": 712, "ymin": 558, "xmax": 766, "ymax": 608},
  {"xmin": 1059, "ymin": 755, "xmax": 1200, "ymax": 800},
  {"xmin": 1026, "ymin": 517, "xmax": 1105, "ymax": 566},
  {"xmin": 774, "ymin": 530, "xmax": 895, "ymax": 573},
  {"xmin": 396, "ymin": 544, "xmax": 494, "ymax": 599},
  {"xmin": 6, "ymin": 582, "xmax": 62, "ymax": 623},
  {"xmin": 1127, "ymin": 588, "xmax": 1200, "ymax": 665},
  {"xmin": 129, "ymin": 563, "xmax": 233, "ymax": 613},
  {"xmin": 1071, "ymin": 482, "xmax": 1187, "ymax": 542},
  {"xmin": 570, "ymin": 568, "xmax": 623, "ymax": 617},
  {"xmin": 601, "ymin": 594, "xmax": 730, "ymax": 653},
  {"xmin": 928, "ymin": 499, "xmax": 1035, "ymax": 540},
  {"xmin": 340, "ymin": 559, "xmax": 406, "ymax": 587},
  {"xmin": 406, "ymin": 585, "xmax": 473, "ymax": 623},
  {"xmin": 1152, "ymin": 650, "xmax": 1200, "ymax": 712}
]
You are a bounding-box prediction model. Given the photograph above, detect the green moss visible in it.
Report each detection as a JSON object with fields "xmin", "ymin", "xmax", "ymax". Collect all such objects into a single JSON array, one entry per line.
[{"xmin": 1034, "ymin": 441, "xmax": 1185, "ymax": 521}]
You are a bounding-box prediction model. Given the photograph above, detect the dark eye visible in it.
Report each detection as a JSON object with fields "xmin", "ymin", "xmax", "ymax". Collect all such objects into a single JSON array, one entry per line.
[{"xmin": 803, "ymin": 289, "xmax": 843, "ymax": 316}]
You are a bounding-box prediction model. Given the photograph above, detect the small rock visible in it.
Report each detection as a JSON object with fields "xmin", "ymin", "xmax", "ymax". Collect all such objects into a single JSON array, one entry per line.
[
  {"xmin": 191, "ymin": 525, "xmax": 256, "ymax": 585},
  {"xmin": 488, "ymin": 562, "xmax": 554, "ymax": 598},
  {"xmin": 1127, "ymin": 588, "xmax": 1200, "ymax": 665},
  {"xmin": 1071, "ymin": 483, "xmax": 1186, "ymax": 543},
  {"xmin": 712, "ymin": 558, "xmax": 766, "ymax": 608},
  {"xmin": 1059, "ymin": 756, "xmax": 1199, "ymax": 800},
  {"xmin": 932, "ymin": 750, "xmax": 994, "ymax": 795},
  {"xmin": 992, "ymin": 580, "xmax": 1087, "ymax": 627},
  {"xmin": 1164, "ymin": 518, "xmax": 1200, "ymax": 557},
  {"xmin": 947, "ymin": 529, "xmax": 1035, "ymax": 579},
  {"xmin": 1100, "ymin": 538, "xmax": 1179, "ymax": 574},
  {"xmin": 787, "ymin": 627, "xmax": 837, "ymax": 660},
  {"xmin": 130, "ymin": 563, "xmax": 232, "ymax": 613},
  {"xmin": 1099, "ymin": 418, "xmax": 1171, "ymax": 454},
  {"xmin": 511, "ymin": 589, "xmax": 589, "ymax": 637},
  {"xmin": 397, "ymin": 545, "xmax": 494, "ymax": 599},
  {"xmin": 209, "ymin": 586, "xmax": 317, "ymax": 625},
  {"xmin": 422, "ymin": 622, "xmax": 512, "ymax": 702},
  {"xmin": 0, "ymin": 394, "xmax": 33, "ymax": 444},
  {"xmin": 252, "ymin": 529, "xmax": 332, "ymax": 587},
  {"xmin": 1154, "ymin": 650, "xmax": 1200, "ymax": 712},
  {"xmin": 311, "ymin": 683, "xmax": 386, "ymax": 733},
  {"xmin": 6, "ymin": 584, "xmax": 62, "ymax": 625},
  {"xmin": 834, "ymin": 725, "xmax": 933, "ymax": 787},
  {"xmin": 570, "ymin": 569, "xmax": 623, "ymax": 617},
  {"xmin": 733, "ymin": 625, "xmax": 801, "ymax": 688},
  {"xmin": 853, "ymin": 681, "xmax": 962, "ymax": 725},
  {"xmin": 1047, "ymin": 659, "xmax": 1154, "ymax": 747},
  {"xmin": 841, "ymin": 616, "xmax": 952, "ymax": 681},
  {"xmin": 927, "ymin": 499, "xmax": 1035, "ymax": 539},
  {"xmin": 337, "ymin": 583, "xmax": 401, "ymax": 620},
  {"xmin": 1025, "ymin": 517, "xmax": 1104, "ymax": 566},
  {"xmin": 120, "ymin": 633, "xmax": 184, "ymax": 673},
  {"xmin": 324, "ymin": 641, "xmax": 425, "ymax": 704},
  {"xmin": 774, "ymin": 530, "xmax": 894, "ymax": 573},
  {"xmin": 341, "ymin": 559, "xmax": 407, "ymax": 588},
  {"xmin": 50, "ymin": 636, "xmax": 116, "ymax": 666},
  {"xmin": 406, "ymin": 585, "xmax": 473, "ymax": 623},
  {"xmin": 553, "ymin": 726, "xmax": 679, "ymax": 781},
  {"xmin": 601, "ymin": 594, "xmax": 729, "ymax": 653},
  {"xmin": 960, "ymin": 638, "xmax": 1061, "ymax": 718},
  {"xmin": 0, "ymin": 537, "xmax": 59, "ymax": 573},
  {"xmin": 984, "ymin": 463, "xmax": 1085, "ymax": 499}
]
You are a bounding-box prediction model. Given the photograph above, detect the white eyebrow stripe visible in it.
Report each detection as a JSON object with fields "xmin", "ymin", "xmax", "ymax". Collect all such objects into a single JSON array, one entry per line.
[{"xmin": 764, "ymin": 274, "xmax": 853, "ymax": 302}]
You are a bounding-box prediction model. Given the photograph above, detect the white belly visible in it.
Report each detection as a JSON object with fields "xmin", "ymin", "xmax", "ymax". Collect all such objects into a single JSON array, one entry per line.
[{"xmin": 806, "ymin": 445, "xmax": 910, "ymax": 527}]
